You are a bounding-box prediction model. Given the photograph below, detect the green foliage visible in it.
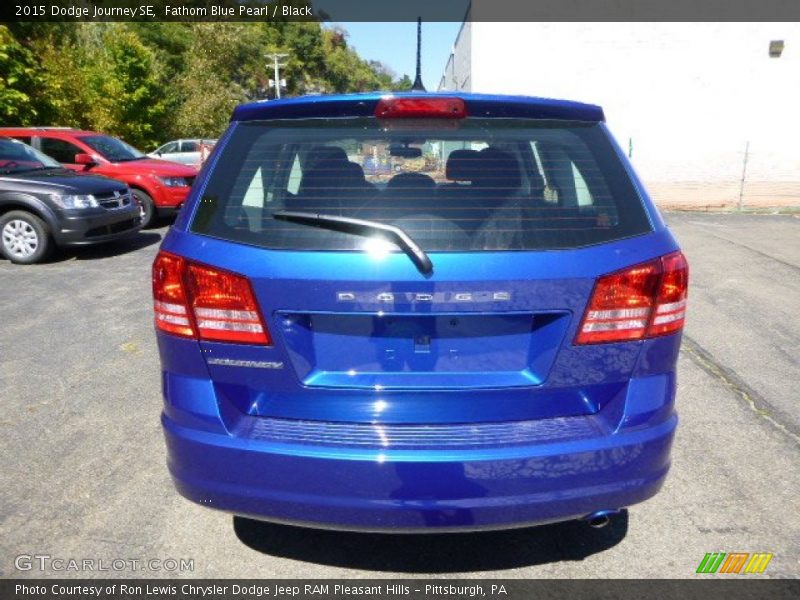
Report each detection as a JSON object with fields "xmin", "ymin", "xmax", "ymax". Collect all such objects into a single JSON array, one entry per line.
[
  {"xmin": 1, "ymin": 22, "xmax": 413, "ymax": 147},
  {"xmin": 395, "ymin": 74, "xmax": 414, "ymax": 91},
  {"xmin": 0, "ymin": 25, "xmax": 42, "ymax": 124},
  {"xmin": 321, "ymin": 27, "xmax": 399, "ymax": 93},
  {"xmin": 31, "ymin": 27, "xmax": 95, "ymax": 129},
  {"xmin": 174, "ymin": 23, "xmax": 268, "ymax": 137},
  {"xmin": 91, "ymin": 25, "xmax": 171, "ymax": 149}
]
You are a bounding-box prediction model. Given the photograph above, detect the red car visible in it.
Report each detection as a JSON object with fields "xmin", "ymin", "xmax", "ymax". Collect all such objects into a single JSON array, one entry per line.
[{"xmin": 0, "ymin": 128, "xmax": 198, "ymax": 227}]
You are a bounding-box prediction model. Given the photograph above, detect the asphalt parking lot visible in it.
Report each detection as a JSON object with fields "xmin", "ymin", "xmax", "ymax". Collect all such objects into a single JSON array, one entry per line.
[{"xmin": 1, "ymin": 212, "xmax": 798, "ymax": 579}]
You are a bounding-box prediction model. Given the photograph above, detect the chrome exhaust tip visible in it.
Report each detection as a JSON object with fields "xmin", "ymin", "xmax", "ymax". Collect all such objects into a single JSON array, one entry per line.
[
  {"xmin": 584, "ymin": 510, "xmax": 619, "ymax": 528},
  {"xmin": 588, "ymin": 515, "xmax": 610, "ymax": 528}
]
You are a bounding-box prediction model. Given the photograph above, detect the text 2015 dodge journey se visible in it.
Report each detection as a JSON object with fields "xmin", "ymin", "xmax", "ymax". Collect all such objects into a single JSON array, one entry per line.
[{"xmin": 153, "ymin": 93, "xmax": 688, "ymax": 532}]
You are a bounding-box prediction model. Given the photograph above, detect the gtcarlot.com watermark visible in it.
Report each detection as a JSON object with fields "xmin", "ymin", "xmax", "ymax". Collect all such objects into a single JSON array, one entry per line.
[{"xmin": 14, "ymin": 554, "xmax": 194, "ymax": 573}]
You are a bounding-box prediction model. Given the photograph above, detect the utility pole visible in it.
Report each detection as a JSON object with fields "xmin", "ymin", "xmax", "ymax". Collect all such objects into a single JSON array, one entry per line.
[
  {"xmin": 738, "ymin": 140, "xmax": 750, "ymax": 211},
  {"xmin": 266, "ymin": 53, "xmax": 289, "ymax": 99}
]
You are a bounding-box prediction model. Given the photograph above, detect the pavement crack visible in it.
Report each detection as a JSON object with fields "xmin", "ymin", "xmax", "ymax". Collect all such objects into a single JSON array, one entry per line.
[{"xmin": 681, "ymin": 335, "xmax": 800, "ymax": 446}]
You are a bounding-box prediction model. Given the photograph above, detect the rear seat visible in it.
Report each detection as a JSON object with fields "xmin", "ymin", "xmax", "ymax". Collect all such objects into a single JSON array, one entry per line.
[
  {"xmin": 292, "ymin": 158, "xmax": 374, "ymax": 213},
  {"xmin": 442, "ymin": 149, "xmax": 482, "ymax": 188},
  {"xmin": 476, "ymin": 149, "xmax": 600, "ymax": 249},
  {"xmin": 303, "ymin": 145, "xmax": 348, "ymax": 172},
  {"xmin": 386, "ymin": 172, "xmax": 436, "ymax": 192},
  {"xmin": 359, "ymin": 147, "xmax": 525, "ymax": 250},
  {"xmin": 468, "ymin": 148, "xmax": 527, "ymax": 248},
  {"xmin": 269, "ymin": 156, "xmax": 376, "ymax": 247},
  {"xmin": 365, "ymin": 172, "xmax": 437, "ymax": 222},
  {"xmin": 369, "ymin": 169, "xmax": 472, "ymax": 249}
]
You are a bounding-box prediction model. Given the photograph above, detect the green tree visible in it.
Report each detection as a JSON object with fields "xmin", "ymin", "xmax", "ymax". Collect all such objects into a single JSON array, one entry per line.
[
  {"xmin": 394, "ymin": 74, "xmax": 414, "ymax": 91},
  {"xmin": 89, "ymin": 25, "xmax": 170, "ymax": 149},
  {"xmin": 175, "ymin": 24, "xmax": 266, "ymax": 137},
  {"xmin": 32, "ymin": 25, "xmax": 99, "ymax": 129},
  {"xmin": 319, "ymin": 27, "xmax": 372, "ymax": 93},
  {"xmin": 1, "ymin": 21, "xmax": 414, "ymax": 145},
  {"xmin": 128, "ymin": 22, "xmax": 192, "ymax": 80},
  {"xmin": 0, "ymin": 25, "xmax": 42, "ymax": 124}
]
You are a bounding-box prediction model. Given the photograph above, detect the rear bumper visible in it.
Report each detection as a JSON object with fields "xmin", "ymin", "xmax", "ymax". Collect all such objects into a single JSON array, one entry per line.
[{"xmin": 162, "ymin": 409, "xmax": 676, "ymax": 532}]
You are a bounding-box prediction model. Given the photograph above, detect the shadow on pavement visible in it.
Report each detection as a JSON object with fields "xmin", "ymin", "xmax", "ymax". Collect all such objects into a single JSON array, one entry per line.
[
  {"xmin": 233, "ymin": 510, "xmax": 628, "ymax": 573},
  {"xmin": 63, "ymin": 231, "xmax": 163, "ymax": 261}
]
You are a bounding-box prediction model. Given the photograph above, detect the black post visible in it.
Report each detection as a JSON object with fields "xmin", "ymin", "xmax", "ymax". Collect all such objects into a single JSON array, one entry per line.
[{"xmin": 411, "ymin": 17, "xmax": 426, "ymax": 91}]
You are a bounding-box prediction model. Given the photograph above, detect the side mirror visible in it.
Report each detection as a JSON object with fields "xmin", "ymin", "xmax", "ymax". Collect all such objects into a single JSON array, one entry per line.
[{"xmin": 74, "ymin": 153, "xmax": 96, "ymax": 166}]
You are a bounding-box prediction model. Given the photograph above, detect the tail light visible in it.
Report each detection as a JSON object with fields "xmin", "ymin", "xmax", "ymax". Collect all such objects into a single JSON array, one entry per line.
[
  {"xmin": 576, "ymin": 251, "xmax": 689, "ymax": 345},
  {"xmin": 185, "ymin": 263, "xmax": 269, "ymax": 344},
  {"xmin": 152, "ymin": 251, "xmax": 271, "ymax": 345},
  {"xmin": 152, "ymin": 253, "xmax": 193, "ymax": 338},
  {"xmin": 648, "ymin": 252, "xmax": 689, "ymax": 336}
]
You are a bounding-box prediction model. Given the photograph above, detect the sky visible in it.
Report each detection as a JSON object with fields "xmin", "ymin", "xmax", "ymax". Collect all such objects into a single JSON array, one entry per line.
[{"xmin": 332, "ymin": 22, "xmax": 464, "ymax": 91}]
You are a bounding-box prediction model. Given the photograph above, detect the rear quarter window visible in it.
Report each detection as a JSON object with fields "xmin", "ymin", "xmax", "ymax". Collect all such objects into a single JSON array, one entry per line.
[
  {"xmin": 191, "ymin": 118, "xmax": 651, "ymax": 252},
  {"xmin": 39, "ymin": 137, "xmax": 84, "ymax": 164}
]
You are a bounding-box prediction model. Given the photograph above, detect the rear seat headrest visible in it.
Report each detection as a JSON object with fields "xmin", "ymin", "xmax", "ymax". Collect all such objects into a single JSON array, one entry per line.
[
  {"xmin": 300, "ymin": 158, "xmax": 350, "ymax": 190},
  {"xmin": 341, "ymin": 161, "xmax": 369, "ymax": 187},
  {"xmin": 386, "ymin": 172, "xmax": 436, "ymax": 190},
  {"xmin": 306, "ymin": 146, "xmax": 348, "ymax": 169},
  {"xmin": 300, "ymin": 159, "xmax": 369, "ymax": 192},
  {"xmin": 474, "ymin": 148, "xmax": 522, "ymax": 189},
  {"xmin": 445, "ymin": 149, "xmax": 482, "ymax": 182}
]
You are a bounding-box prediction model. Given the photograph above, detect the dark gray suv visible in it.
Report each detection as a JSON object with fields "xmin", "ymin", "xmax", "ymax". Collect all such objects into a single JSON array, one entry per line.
[{"xmin": 0, "ymin": 137, "xmax": 143, "ymax": 264}]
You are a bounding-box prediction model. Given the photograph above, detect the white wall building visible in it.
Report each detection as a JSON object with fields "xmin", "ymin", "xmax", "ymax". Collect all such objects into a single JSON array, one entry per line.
[{"xmin": 439, "ymin": 22, "xmax": 800, "ymax": 208}]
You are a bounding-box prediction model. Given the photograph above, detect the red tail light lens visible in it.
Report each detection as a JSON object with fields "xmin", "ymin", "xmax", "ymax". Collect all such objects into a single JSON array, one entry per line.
[
  {"xmin": 151, "ymin": 251, "xmax": 271, "ymax": 345},
  {"xmin": 647, "ymin": 251, "xmax": 689, "ymax": 337},
  {"xmin": 576, "ymin": 251, "xmax": 689, "ymax": 345},
  {"xmin": 185, "ymin": 263, "xmax": 270, "ymax": 344},
  {"xmin": 375, "ymin": 97, "xmax": 467, "ymax": 119},
  {"xmin": 152, "ymin": 252, "xmax": 193, "ymax": 338},
  {"xmin": 576, "ymin": 260, "xmax": 661, "ymax": 344}
]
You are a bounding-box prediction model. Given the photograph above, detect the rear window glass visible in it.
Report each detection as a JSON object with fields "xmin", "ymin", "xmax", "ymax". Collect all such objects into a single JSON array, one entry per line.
[{"xmin": 191, "ymin": 118, "xmax": 651, "ymax": 252}]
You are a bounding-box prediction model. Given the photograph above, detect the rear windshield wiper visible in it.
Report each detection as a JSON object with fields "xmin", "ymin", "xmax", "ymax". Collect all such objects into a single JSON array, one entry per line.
[{"xmin": 273, "ymin": 210, "xmax": 433, "ymax": 275}]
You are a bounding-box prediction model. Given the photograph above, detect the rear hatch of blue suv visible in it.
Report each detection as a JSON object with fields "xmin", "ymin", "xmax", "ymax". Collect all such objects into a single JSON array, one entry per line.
[{"xmin": 153, "ymin": 93, "xmax": 687, "ymax": 532}]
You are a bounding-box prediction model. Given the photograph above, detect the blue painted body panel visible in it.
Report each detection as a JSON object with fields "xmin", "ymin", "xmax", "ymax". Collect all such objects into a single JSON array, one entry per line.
[{"xmin": 159, "ymin": 92, "xmax": 681, "ymax": 531}]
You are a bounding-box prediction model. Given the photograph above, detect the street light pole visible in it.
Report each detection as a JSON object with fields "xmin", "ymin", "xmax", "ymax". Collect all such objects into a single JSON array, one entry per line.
[{"xmin": 266, "ymin": 53, "xmax": 289, "ymax": 99}]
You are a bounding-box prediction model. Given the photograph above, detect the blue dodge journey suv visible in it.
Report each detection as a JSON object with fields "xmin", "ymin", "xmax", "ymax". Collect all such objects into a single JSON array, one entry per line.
[{"xmin": 154, "ymin": 92, "xmax": 687, "ymax": 532}]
